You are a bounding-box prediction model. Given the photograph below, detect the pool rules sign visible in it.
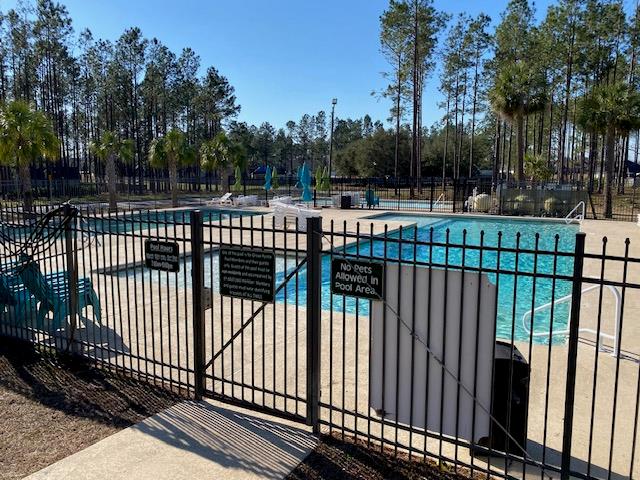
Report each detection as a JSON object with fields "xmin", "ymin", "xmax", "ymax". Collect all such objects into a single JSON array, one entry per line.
[
  {"xmin": 331, "ymin": 258, "xmax": 384, "ymax": 300},
  {"xmin": 145, "ymin": 240, "xmax": 180, "ymax": 272},
  {"xmin": 219, "ymin": 247, "xmax": 275, "ymax": 302}
]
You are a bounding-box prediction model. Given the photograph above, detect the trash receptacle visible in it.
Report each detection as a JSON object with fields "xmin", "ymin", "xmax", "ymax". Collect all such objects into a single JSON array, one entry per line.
[
  {"xmin": 475, "ymin": 340, "xmax": 530, "ymax": 456},
  {"xmin": 340, "ymin": 195, "xmax": 351, "ymax": 209}
]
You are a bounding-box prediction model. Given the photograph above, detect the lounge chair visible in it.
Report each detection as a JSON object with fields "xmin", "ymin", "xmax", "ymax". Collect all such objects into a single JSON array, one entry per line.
[
  {"xmin": 272, "ymin": 201, "xmax": 320, "ymax": 232},
  {"xmin": 234, "ymin": 195, "xmax": 258, "ymax": 207},
  {"xmin": 270, "ymin": 196, "xmax": 293, "ymax": 206},
  {"xmin": 365, "ymin": 189, "xmax": 380, "ymax": 208},
  {"xmin": 207, "ymin": 192, "xmax": 233, "ymax": 206},
  {"xmin": 18, "ymin": 256, "xmax": 101, "ymax": 330},
  {"xmin": 0, "ymin": 273, "xmax": 35, "ymax": 326}
]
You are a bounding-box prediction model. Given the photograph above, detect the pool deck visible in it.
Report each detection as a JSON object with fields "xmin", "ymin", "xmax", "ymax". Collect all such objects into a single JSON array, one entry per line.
[{"xmin": 6, "ymin": 206, "xmax": 640, "ymax": 479}]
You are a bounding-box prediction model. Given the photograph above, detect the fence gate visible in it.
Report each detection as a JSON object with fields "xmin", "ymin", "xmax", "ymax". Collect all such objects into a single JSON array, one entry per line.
[{"xmin": 193, "ymin": 212, "xmax": 318, "ymax": 425}]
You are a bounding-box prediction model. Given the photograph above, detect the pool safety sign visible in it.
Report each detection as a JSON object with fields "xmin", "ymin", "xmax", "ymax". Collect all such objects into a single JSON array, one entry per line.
[
  {"xmin": 331, "ymin": 258, "xmax": 384, "ymax": 300},
  {"xmin": 219, "ymin": 247, "xmax": 275, "ymax": 302},
  {"xmin": 145, "ymin": 240, "xmax": 180, "ymax": 272}
]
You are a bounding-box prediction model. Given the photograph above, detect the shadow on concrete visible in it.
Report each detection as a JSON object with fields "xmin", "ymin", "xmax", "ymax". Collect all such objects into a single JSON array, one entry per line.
[
  {"xmin": 135, "ymin": 401, "xmax": 317, "ymax": 479},
  {"xmin": 477, "ymin": 438, "xmax": 630, "ymax": 480}
]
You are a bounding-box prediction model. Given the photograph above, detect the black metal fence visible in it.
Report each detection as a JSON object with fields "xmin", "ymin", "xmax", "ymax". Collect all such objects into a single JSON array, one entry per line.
[
  {"xmin": 0, "ymin": 203, "xmax": 639, "ymax": 479},
  {"xmin": 331, "ymin": 176, "xmax": 640, "ymax": 222},
  {"xmin": 4, "ymin": 175, "xmax": 639, "ymax": 222}
]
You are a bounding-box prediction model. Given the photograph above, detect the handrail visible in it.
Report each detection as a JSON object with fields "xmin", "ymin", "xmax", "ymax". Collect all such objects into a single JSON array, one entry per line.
[
  {"xmin": 433, "ymin": 193, "xmax": 445, "ymax": 209},
  {"xmin": 565, "ymin": 201, "xmax": 585, "ymax": 225},
  {"xmin": 522, "ymin": 284, "xmax": 622, "ymax": 357}
]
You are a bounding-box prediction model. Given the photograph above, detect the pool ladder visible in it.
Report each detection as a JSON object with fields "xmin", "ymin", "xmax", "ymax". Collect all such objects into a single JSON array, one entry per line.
[
  {"xmin": 433, "ymin": 193, "xmax": 445, "ymax": 209},
  {"xmin": 565, "ymin": 201, "xmax": 585, "ymax": 224},
  {"xmin": 522, "ymin": 284, "xmax": 622, "ymax": 357}
]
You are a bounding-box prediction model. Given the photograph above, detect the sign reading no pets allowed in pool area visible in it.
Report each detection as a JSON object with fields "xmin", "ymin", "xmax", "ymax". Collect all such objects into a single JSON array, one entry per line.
[{"xmin": 331, "ymin": 258, "xmax": 384, "ymax": 300}]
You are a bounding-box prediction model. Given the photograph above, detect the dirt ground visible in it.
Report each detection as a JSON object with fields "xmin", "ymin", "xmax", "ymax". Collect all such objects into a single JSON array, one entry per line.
[
  {"xmin": 0, "ymin": 337, "xmax": 182, "ymax": 480},
  {"xmin": 0, "ymin": 335, "xmax": 478, "ymax": 480},
  {"xmin": 287, "ymin": 434, "xmax": 480, "ymax": 480}
]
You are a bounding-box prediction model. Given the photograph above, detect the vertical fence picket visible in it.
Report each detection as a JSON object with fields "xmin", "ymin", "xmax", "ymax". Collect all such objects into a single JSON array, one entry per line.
[
  {"xmin": 191, "ymin": 210, "xmax": 205, "ymax": 399},
  {"xmin": 561, "ymin": 231, "xmax": 586, "ymax": 479},
  {"xmin": 306, "ymin": 216, "xmax": 322, "ymax": 432}
]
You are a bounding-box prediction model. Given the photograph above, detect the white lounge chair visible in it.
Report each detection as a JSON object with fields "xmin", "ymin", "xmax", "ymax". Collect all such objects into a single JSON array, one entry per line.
[
  {"xmin": 272, "ymin": 201, "xmax": 320, "ymax": 232},
  {"xmin": 234, "ymin": 195, "xmax": 258, "ymax": 207},
  {"xmin": 270, "ymin": 196, "xmax": 293, "ymax": 206},
  {"xmin": 207, "ymin": 192, "xmax": 233, "ymax": 206}
]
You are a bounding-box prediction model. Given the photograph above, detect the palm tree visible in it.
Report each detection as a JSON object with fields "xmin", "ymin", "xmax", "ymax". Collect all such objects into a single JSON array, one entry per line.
[
  {"xmin": 0, "ymin": 101, "xmax": 59, "ymax": 212},
  {"xmin": 524, "ymin": 151, "xmax": 554, "ymax": 183},
  {"xmin": 489, "ymin": 61, "xmax": 546, "ymax": 182},
  {"xmin": 89, "ymin": 131, "xmax": 133, "ymax": 211},
  {"xmin": 200, "ymin": 132, "xmax": 231, "ymax": 191},
  {"xmin": 577, "ymin": 82, "xmax": 640, "ymax": 218},
  {"xmin": 229, "ymin": 142, "xmax": 248, "ymax": 192},
  {"xmin": 148, "ymin": 129, "xmax": 195, "ymax": 207}
]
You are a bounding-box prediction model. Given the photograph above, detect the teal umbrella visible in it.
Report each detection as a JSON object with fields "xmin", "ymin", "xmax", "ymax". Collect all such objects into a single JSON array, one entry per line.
[
  {"xmin": 300, "ymin": 162, "xmax": 312, "ymax": 202},
  {"xmin": 264, "ymin": 165, "xmax": 272, "ymax": 191},
  {"xmin": 263, "ymin": 165, "xmax": 272, "ymax": 201},
  {"xmin": 295, "ymin": 165, "xmax": 303, "ymax": 189}
]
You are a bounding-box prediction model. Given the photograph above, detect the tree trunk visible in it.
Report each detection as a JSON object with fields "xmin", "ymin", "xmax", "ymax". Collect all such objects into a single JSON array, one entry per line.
[
  {"xmin": 395, "ymin": 51, "xmax": 401, "ymax": 194},
  {"xmin": 604, "ymin": 127, "xmax": 615, "ymax": 218},
  {"xmin": 19, "ymin": 163, "xmax": 33, "ymax": 213},
  {"xmin": 588, "ymin": 133, "xmax": 597, "ymax": 193},
  {"xmin": 559, "ymin": 24, "xmax": 575, "ymax": 183},
  {"xmin": 469, "ymin": 53, "xmax": 479, "ymax": 178},
  {"xmin": 442, "ymin": 93, "xmax": 451, "ymax": 193},
  {"xmin": 106, "ymin": 153, "xmax": 118, "ymax": 212},
  {"xmin": 169, "ymin": 160, "xmax": 178, "ymax": 207},
  {"xmin": 492, "ymin": 119, "xmax": 501, "ymax": 186},
  {"xmin": 516, "ymin": 113, "xmax": 525, "ymax": 182},
  {"xmin": 506, "ymin": 124, "xmax": 513, "ymax": 183},
  {"xmin": 410, "ymin": 0, "xmax": 419, "ymax": 198}
]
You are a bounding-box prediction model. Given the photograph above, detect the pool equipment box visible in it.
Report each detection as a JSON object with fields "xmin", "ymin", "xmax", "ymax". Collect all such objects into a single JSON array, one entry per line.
[
  {"xmin": 370, "ymin": 264, "xmax": 497, "ymax": 446},
  {"xmin": 331, "ymin": 258, "xmax": 384, "ymax": 300},
  {"xmin": 145, "ymin": 240, "xmax": 180, "ymax": 272},
  {"xmin": 219, "ymin": 247, "xmax": 275, "ymax": 302}
]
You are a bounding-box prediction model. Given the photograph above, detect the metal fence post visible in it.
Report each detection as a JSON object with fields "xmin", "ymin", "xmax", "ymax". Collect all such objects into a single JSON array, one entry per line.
[
  {"xmin": 453, "ymin": 179, "xmax": 457, "ymax": 213},
  {"xmin": 63, "ymin": 204, "xmax": 79, "ymax": 352},
  {"xmin": 306, "ymin": 216, "xmax": 322, "ymax": 433},
  {"xmin": 191, "ymin": 210, "xmax": 206, "ymax": 400},
  {"xmin": 561, "ymin": 232, "xmax": 586, "ymax": 480},
  {"xmin": 430, "ymin": 181, "xmax": 434, "ymax": 212}
]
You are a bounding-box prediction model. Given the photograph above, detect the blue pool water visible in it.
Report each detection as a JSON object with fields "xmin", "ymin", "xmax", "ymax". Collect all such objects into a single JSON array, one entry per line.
[
  {"xmin": 272, "ymin": 214, "xmax": 578, "ymax": 342},
  {"xmin": 119, "ymin": 214, "xmax": 578, "ymax": 343},
  {"xmin": 1, "ymin": 208, "xmax": 261, "ymax": 238},
  {"xmin": 86, "ymin": 208, "xmax": 261, "ymax": 233}
]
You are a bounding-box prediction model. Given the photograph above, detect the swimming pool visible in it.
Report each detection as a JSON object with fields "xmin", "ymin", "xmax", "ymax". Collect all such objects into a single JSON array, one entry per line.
[
  {"xmin": 0, "ymin": 207, "xmax": 261, "ymax": 238},
  {"xmin": 126, "ymin": 214, "xmax": 578, "ymax": 343},
  {"xmin": 308, "ymin": 213, "xmax": 579, "ymax": 342},
  {"xmin": 83, "ymin": 208, "xmax": 261, "ymax": 234}
]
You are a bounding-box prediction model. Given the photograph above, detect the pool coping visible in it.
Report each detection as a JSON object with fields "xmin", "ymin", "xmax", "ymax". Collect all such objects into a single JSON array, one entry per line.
[{"xmin": 359, "ymin": 209, "xmax": 582, "ymax": 226}]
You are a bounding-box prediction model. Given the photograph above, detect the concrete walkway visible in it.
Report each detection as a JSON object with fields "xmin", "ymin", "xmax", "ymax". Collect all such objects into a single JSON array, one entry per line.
[{"xmin": 27, "ymin": 400, "xmax": 317, "ymax": 480}]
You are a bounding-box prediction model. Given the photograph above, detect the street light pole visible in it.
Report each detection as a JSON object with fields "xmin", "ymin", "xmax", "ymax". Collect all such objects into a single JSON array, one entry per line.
[{"xmin": 329, "ymin": 98, "xmax": 337, "ymax": 196}]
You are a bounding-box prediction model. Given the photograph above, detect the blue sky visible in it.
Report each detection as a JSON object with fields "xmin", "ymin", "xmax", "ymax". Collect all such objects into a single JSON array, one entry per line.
[{"xmin": 2, "ymin": 0, "xmax": 558, "ymax": 129}]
